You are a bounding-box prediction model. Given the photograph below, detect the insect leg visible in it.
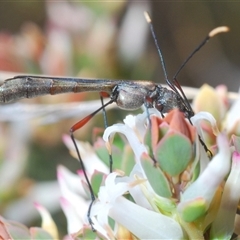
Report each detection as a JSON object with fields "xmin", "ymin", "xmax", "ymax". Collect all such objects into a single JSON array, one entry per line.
[
  {"xmin": 144, "ymin": 101, "xmax": 158, "ymax": 167},
  {"xmin": 69, "ymin": 132, "xmax": 95, "ymax": 230},
  {"xmin": 69, "ymin": 98, "xmax": 115, "ymax": 230},
  {"xmin": 186, "ymin": 116, "xmax": 213, "ymax": 158},
  {"xmin": 100, "ymin": 93, "xmax": 114, "ymax": 172}
]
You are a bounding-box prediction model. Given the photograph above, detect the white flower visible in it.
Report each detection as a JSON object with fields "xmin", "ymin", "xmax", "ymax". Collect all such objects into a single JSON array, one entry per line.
[
  {"xmin": 91, "ymin": 172, "xmax": 184, "ymax": 239},
  {"xmin": 61, "ymin": 108, "xmax": 240, "ymax": 239}
]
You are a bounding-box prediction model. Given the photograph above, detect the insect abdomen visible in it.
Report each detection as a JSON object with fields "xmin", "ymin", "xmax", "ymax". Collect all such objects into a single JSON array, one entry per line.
[
  {"xmin": 0, "ymin": 77, "xmax": 54, "ymax": 103},
  {"xmin": 0, "ymin": 76, "xmax": 116, "ymax": 103}
]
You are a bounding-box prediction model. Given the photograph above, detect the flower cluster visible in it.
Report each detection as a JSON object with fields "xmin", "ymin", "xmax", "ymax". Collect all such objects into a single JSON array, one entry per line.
[{"xmin": 54, "ymin": 84, "xmax": 240, "ymax": 239}]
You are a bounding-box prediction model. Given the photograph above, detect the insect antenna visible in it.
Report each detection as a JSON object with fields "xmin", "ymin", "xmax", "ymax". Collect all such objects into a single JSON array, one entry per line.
[
  {"xmin": 172, "ymin": 26, "xmax": 229, "ymax": 119},
  {"xmin": 144, "ymin": 12, "xmax": 172, "ymax": 122},
  {"xmin": 143, "ymin": 11, "xmax": 174, "ymax": 166},
  {"xmin": 172, "ymin": 26, "xmax": 229, "ymax": 157},
  {"xmin": 144, "ymin": 11, "xmax": 194, "ymax": 118},
  {"xmin": 69, "ymin": 97, "xmax": 115, "ymax": 230},
  {"xmin": 144, "ymin": 11, "xmax": 229, "ymax": 119},
  {"xmin": 144, "ymin": 12, "xmax": 170, "ymax": 90},
  {"xmin": 173, "ymin": 26, "xmax": 229, "ymax": 80},
  {"xmin": 144, "ymin": 12, "xmax": 229, "ymax": 157}
]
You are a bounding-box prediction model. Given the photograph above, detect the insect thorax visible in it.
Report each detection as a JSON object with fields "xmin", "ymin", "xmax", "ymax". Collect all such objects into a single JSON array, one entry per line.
[
  {"xmin": 113, "ymin": 83, "xmax": 150, "ymax": 110},
  {"xmin": 151, "ymin": 85, "xmax": 190, "ymax": 116}
]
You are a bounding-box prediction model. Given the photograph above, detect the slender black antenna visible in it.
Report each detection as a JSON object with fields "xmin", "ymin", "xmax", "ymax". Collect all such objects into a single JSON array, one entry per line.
[
  {"xmin": 144, "ymin": 12, "xmax": 182, "ymax": 99},
  {"xmin": 144, "ymin": 12, "xmax": 170, "ymax": 85},
  {"xmin": 144, "ymin": 11, "xmax": 169, "ymax": 166},
  {"xmin": 174, "ymin": 26, "xmax": 229, "ymax": 79}
]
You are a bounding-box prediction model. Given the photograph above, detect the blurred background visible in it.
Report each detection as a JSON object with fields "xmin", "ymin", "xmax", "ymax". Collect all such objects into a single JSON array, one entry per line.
[{"xmin": 0, "ymin": 0, "xmax": 239, "ymax": 236}]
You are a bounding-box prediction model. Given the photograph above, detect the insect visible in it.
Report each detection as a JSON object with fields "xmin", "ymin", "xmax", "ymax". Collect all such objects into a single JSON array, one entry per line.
[{"xmin": 0, "ymin": 12, "xmax": 228, "ymax": 229}]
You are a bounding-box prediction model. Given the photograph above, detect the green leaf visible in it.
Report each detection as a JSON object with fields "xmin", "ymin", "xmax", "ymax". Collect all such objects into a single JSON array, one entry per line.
[
  {"xmin": 180, "ymin": 198, "xmax": 208, "ymax": 222},
  {"xmin": 159, "ymin": 122, "xmax": 169, "ymax": 138},
  {"xmin": 144, "ymin": 121, "xmax": 170, "ymax": 160},
  {"xmin": 141, "ymin": 154, "xmax": 172, "ymax": 198},
  {"xmin": 6, "ymin": 221, "xmax": 31, "ymax": 240},
  {"xmin": 155, "ymin": 131, "xmax": 192, "ymax": 176},
  {"xmin": 94, "ymin": 134, "xmax": 125, "ymax": 170},
  {"xmin": 91, "ymin": 171, "xmax": 105, "ymax": 196},
  {"xmin": 112, "ymin": 133, "xmax": 126, "ymax": 150},
  {"xmin": 95, "ymin": 145, "xmax": 111, "ymax": 165},
  {"xmin": 78, "ymin": 226, "xmax": 105, "ymax": 239},
  {"xmin": 144, "ymin": 126, "xmax": 154, "ymax": 159},
  {"xmin": 121, "ymin": 145, "xmax": 135, "ymax": 176},
  {"xmin": 191, "ymin": 160, "xmax": 200, "ymax": 182},
  {"xmin": 30, "ymin": 227, "xmax": 54, "ymax": 240}
]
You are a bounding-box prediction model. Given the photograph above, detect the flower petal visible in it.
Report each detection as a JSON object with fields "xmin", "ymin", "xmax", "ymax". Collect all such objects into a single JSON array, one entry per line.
[
  {"xmin": 191, "ymin": 111, "xmax": 219, "ymax": 137},
  {"xmin": 57, "ymin": 165, "xmax": 87, "ymax": 198},
  {"xmin": 57, "ymin": 166, "xmax": 90, "ymax": 232},
  {"xmin": 178, "ymin": 133, "xmax": 231, "ymax": 221},
  {"xmin": 109, "ymin": 196, "xmax": 183, "ymax": 239},
  {"xmin": 193, "ymin": 84, "xmax": 226, "ymax": 124},
  {"xmin": 60, "ymin": 197, "xmax": 86, "ymax": 234},
  {"xmin": 34, "ymin": 202, "xmax": 58, "ymax": 239},
  {"xmin": 225, "ymin": 93, "xmax": 240, "ymax": 134},
  {"xmin": 122, "ymin": 163, "xmax": 155, "ymax": 210},
  {"xmin": 210, "ymin": 151, "xmax": 240, "ymax": 239},
  {"xmin": 103, "ymin": 124, "xmax": 147, "ymax": 162},
  {"xmin": 62, "ymin": 134, "xmax": 109, "ymax": 175}
]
